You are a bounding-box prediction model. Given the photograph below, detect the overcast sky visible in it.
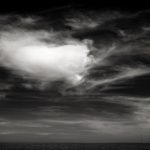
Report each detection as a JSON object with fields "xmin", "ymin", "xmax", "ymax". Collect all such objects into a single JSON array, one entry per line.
[{"xmin": 0, "ymin": 3, "xmax": 150, "ymax": 143}]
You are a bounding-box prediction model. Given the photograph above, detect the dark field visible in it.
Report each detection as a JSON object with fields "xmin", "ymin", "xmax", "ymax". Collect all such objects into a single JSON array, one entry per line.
[{"xmin": 0, "ymin": 143, "xmax": 150, "ymax": 150}]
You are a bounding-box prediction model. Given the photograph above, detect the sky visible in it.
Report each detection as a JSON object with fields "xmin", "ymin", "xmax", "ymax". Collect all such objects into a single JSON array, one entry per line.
[{"xmin": 0, "ymin": 2, "xmax": 150, "ymax": 143}]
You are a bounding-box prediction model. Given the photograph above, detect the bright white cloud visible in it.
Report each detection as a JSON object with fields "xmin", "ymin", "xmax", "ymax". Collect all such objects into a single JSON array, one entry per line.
[{"xmin": 0, "ymin": 30, "xmax": 93, "ymax": 85}]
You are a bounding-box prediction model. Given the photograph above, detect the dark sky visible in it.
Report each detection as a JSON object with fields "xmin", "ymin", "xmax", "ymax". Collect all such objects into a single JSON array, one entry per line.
[
  {"xmin": 0, "ymin": 1, "xmax": 150, "ymax": 14},
  {"xmin": 0, "ymin": 0, "xmax": 150, "ymax": 143}
]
